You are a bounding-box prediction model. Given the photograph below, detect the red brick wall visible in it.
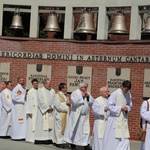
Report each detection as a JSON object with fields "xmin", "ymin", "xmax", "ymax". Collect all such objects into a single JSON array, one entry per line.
[{"xmin": 0, "ymin": 37, "xmax": 150, "ymax": 140}]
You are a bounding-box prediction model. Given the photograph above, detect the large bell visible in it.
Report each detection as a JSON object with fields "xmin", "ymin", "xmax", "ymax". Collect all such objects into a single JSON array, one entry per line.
[
  {"xmin": 43, "ymin": 12, "xmax": 61, "ymax": 32},
  {"xmin": 74, "ymin": 10, "xmax": 96, "ymax": 34},
  {"xmin": 10, "ymin": 8, "xmax": 24, "ymax": 29},
  {"xmin": 142, "ymin": 14, "xmax": 150, "ymax": 34},
  {"xmin": 109, "ymin": 11, "xmax": 129, "ymax": 34}
]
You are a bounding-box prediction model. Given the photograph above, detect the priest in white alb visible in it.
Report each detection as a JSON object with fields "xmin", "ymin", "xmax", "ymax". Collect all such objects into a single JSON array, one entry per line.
[
  {"xmin": 11, "ymin": 77, "xmax": 26, "ymax": 140},
  {"xmin": 0, "ymin": 81, "xmax": 13, "ymax": 137},
  {"xmin": 140, "ymin": 98, "xmax": 150, "ymax": 150},
  {"xmin": 92, "ymin": 86, "xmax": 110, "ymax": 150},
  {"xmin": 63, "ymin": 82, "xmax": 94, "ymax": 150},
  {"xmin": 26, "ymin": 79, "xmax": 39, "ymax": 143},
  {"xmin": 0, "ymin": 83, "xmax": 3, "ymax": 121},
  {"xmin": 53, "ymin": 83, "xmax": 71, "ymax": 148},
  {"xmin": 103, "ymin": 80, "xmax": 132, "ymax": 150},
  {"xmin": 0, "ymin": 82, "xmax": 6, "ymax": 121},
  {"xmin": 34, "ymin": 78, "xmax": 55, "ymax": 144}
]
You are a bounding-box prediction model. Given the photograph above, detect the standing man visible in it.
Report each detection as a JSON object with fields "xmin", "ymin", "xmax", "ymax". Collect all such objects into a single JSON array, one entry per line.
[
  {"xmin": 64, "ymin": 82, "xmax": 94, "ymax": 150},
  {"xmin": 26, "ymin": 79, "xmax": 39, "ymax": 143},
  {"xmin": 11, "ymin": 77, "xmax": 26, "ymax": 140},
  {"xmin": 0, "ymin": 83, "xmax": 4, "ymax": 121},
  {"xmin": 140, "ymin": 98, "xmax": 150, "ymax": 150},
  {"xmin": 1, "ymin": 81, "xmax": 6, "ymax": 90},
  {"xmin": 0, "ymin": 81, "xmax": 13, "ymax": 137},
  {"xmin": 103, "ymin": 80, "xmax": 132, "ymax": 150},
  {"xmin": 34, "ymin": 78, "xmax": 55, "ymax": 144},
  {"xmin": 53, "ymin": 83, "xmax": 71, "ymax": 148},
  {"xmin": 0, "ymin": 82, "xmax": 6, "ymax": 121},
  {"xmin": 92, "ymin": 86, "xmax": 109, "ymax": 150}
]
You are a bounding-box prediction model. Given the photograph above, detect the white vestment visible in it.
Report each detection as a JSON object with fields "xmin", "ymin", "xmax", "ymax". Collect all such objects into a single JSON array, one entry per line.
[
  {"xmin": 53, "ymin": 91, "xmax": 70, "ymax": 144},
  {"xmin": 26, "ymin": 88, "xmax": 38, "ymax": 143},
  {"xmin": 63, "ymin": 89, "xmax": 94, "ymax": 146},
  {"xmin": 0, "ymin": 88, "xmax": 12, "ymax": 136},
  {"xmin": 92, "ymin": 96, "xmax": 109, "ymax": 150},
  {"xmin": 0, "ymin": 92, "xmax": 2, "ymax": 121},
  {"xmin": 34, "ymin": 87, "xmax": 55, "ymax": 141},
  {"xmin": 103, "ymin": 88, "xmax": 132, "ymax": 150},
  {"xmin": 140, "ymin": 99, "xmax": 150, "ymax": 150},
  {"xmin": 11, "ymin": 84, "xmax": 26, "ymax": 140}
]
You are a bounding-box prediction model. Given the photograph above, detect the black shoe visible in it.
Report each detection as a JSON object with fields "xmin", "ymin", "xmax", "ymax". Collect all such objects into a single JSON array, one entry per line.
[
  {"xmin": 55, "ymin": 144, "xmax": 65, "ymax": 148},
  {"xmin": 34, "ymin": 140, "xmax": 53, "ymax": 145},
  {"xmin": 84, "ymin": 145, "xmax": 92, "ymax": 150},
  {"xmin": 12, "ymin": 138, "xmax": 25, "ymax": 141},
  {"xmin": 71, "ymin": 144, "xmax": 76, "ymax": 150},
  {"xmin": 48, "ymin": 140, "xmax": 53, "ymax": 144}
]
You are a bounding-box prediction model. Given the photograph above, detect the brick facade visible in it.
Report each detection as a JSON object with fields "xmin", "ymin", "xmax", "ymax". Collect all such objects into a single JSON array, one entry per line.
[{"xmin": 0, "ymin": 37, "xmax": 150, "ymax": 140}]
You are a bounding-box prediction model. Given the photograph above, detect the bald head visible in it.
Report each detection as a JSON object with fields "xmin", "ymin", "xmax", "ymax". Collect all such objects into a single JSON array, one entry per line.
[
  {"xmin": 79, "ymin": 82, "xmax": 88, "ymax": 88},
  {"xmin": 79, "ymin": 82, "xmax": 88, "ymax": 92},
  {"xmin": 99, "ymin": 86, "xmax": 109, "ymax": 98}
]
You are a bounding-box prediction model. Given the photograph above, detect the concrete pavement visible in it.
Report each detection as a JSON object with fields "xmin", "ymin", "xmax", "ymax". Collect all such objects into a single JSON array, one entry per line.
[{"xmin": 0, "ymin": 138, "xmax": 140, "ymax": 150}]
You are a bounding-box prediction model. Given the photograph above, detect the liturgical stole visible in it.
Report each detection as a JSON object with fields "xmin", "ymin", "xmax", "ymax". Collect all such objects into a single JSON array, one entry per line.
[
  {"xmin": 16, "ymin": 85, "xmax": 24, "ymax": 123},
  {"xmin": 72, "ymin": 89, "xmax": 90, "ymax": 134},
  {"xmin": 58, "ymin": 92, "xmax": 67, "ymax": 135},
  {"xmin": 41, "ymin": 87, "xmax": 54, "ymax": 131},
  {"xmin": 97, "ymin": 96, "xmax": 107, "ymax": 139}
]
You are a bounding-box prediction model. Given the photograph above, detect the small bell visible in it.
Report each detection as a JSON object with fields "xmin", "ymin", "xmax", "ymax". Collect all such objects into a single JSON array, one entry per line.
[
  {"xmin": 10, "ymin": 8, "xmax": 24, "ymax": 29},
  {"xmin": 142, "ymin": 13, "xmax": 150, "ymax": 34},
  {"xmin": 109, "ymin": 10, "xmax": 129, "ymax": 34},
  {"xmin": 43, "ymin": 12, "xmax": 61, "ymax": 32},
  {"xmin": 74, "ymin": 9, "xmax": 96, "ymax": 34}
]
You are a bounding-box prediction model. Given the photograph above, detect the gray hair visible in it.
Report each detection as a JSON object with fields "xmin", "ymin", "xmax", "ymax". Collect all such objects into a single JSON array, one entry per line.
[
  {"xmin": 79, "ymin": 82, "xmax": 88, "ymax": 88},
  {"xmin": 43, "ymin": 78, "xmax": 50, "ymax": 85},
  {"xmin": 100, "ymin": 86, "xmax": 108, "ymax": 93}
]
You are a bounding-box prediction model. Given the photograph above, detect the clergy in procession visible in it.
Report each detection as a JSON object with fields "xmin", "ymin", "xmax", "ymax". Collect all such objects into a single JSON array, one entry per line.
[
  {"xmin": 92, "ymin": 86, "xmax": 110, "ymax": 150},
  {"xmin": 0, "ymin": 81, "xmax": 13, "ymax": 137},
  {"xmin": 1, "ymin": 81, "xmax": 7, "ymax": 90},
  {"xmin": 34, "ymin": 78, "xmax": 55, "ymax": 144},
  {"xmin": 63, "ymin": 82, "xmax": 94, "ymax": 150},
  {"xmin": 11, "ymin": 77, "xmax": 27, "ymax": 140},
  {"xmin": 53, "ymin": 83, "xmax": 71, "ymax": 148},
  {"xmin": 26, "ymin": 78, "xmax": 39, "ymax": 143},
  {"xmin": 0, "ymin": 83, "xmax": 4, "ymax": 121},
  {"xmin": 140, "ymin": 98, "xmax": 150, "ymax": 150},
  {"xmin": 103, "ymin": 80, "xmax": 132, "ymax": 150}
]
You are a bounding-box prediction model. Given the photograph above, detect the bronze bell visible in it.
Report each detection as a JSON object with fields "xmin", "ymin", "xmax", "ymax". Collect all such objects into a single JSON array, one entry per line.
[
  {"xmin": 43, "ymin": 12, "xmax": 61, "ymax": 32},
  {"xmin": 10, "ymin": 8, "xmax": 24, "ymax": 29},
  {"xmin": 142, "ymin": 14, "xmax": 150, "ymax": 34},
  {"xmin": 74, "ymin": 9, "xmax": 96, "ymax": 34},
  {"xmin": 109, "ymin": 10, "xmax": 129, "ymax": 34}
]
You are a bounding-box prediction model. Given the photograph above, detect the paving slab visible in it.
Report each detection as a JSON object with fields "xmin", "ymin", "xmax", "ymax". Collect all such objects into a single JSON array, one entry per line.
[{"xmin": 0, "ymin": 138, "xmax": 140, "ymax": 150}]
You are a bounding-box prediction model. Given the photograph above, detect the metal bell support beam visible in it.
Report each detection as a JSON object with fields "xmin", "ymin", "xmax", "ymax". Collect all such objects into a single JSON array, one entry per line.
[{"xmin": 10, "ymin": 8, "xmax": 24, "ymax": 29}]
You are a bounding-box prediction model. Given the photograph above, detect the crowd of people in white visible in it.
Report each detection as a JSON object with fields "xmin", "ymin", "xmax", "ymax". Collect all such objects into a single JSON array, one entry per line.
[{"xmin": 0, "ymin": 78, "xmax": 149, "ymax": 150}]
